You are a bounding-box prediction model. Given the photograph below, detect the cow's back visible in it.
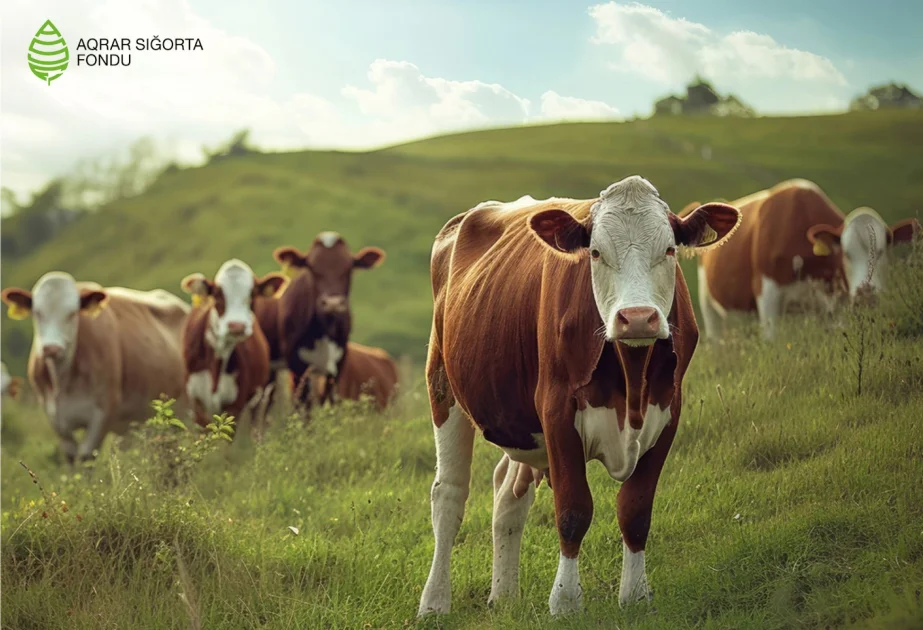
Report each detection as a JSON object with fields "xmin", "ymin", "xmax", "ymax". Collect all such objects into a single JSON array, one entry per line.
[{"xmin": 337, "ymin": 342, "xmax": 398, "ymax": 410}]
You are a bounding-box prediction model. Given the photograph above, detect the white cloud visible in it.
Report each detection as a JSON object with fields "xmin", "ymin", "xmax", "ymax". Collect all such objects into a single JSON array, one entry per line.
[
  {"xmin": 538, "ymin": 91, "xmax": 620, "ymax": 121},
  {"xmin": 590, "ymin": 2, "xmax": 847, "ymax": 87}
]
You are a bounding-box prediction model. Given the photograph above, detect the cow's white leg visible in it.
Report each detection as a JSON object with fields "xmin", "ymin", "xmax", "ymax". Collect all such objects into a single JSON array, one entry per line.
[
  {"xmin": 697, "ymin": 265, "xmax": 724, "ymax": 341},
  {"xmin": 755, "ymin": 275, "xmax": 783, "ymax": 341},
  {"xmin": 618, "ymin": 542, "xmax": 652, "ymax": 606},
  {"xmin": 488, "ymin": 455, "xmax": 535, "ymax": 605},
  {"xmin": 76, "ymin": 407, "xmax": 106, "ymax": 461},
  {"xmin": 549, "ymin": 553, "xmax": 583, "ymax": 614},
  {"xmin": 418, "ymin": 404, "xmax": 475, "ymax": 616}
]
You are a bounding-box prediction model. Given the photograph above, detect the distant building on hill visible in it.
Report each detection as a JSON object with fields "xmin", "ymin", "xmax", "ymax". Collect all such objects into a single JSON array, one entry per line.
[
  {"xmin": 850, "ymin": 83, "xmax": 923, "ymax": 111},
  {"xmin": 653, "ymin": 76, "xmax": 755, "ymax": 118}
]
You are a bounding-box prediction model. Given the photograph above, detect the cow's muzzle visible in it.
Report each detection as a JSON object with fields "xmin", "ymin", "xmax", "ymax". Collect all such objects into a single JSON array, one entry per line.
[{"xmin": 615, "ymin": 307, "xmax": 660, "ymax": 341}]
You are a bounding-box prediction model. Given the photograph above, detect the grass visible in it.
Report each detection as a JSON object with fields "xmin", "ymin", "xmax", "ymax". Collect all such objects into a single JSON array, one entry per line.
[
  {"xmin": 3, "ymin": 110, "xmax": 923, "ymax": 374},
  {"xmin": 2, "ymin": 244, "xmax": 923, "ymax": 629}
]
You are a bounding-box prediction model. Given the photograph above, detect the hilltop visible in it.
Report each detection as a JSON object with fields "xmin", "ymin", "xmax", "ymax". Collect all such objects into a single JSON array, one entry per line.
[{"xmin": 3, "ymin": 110, "xmax": 923, "ymax": 372}]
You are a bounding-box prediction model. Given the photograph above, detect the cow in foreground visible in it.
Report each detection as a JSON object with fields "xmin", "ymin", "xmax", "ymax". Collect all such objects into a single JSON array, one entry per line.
[
  {"xmin": 273, "ymin": 232, "xmax": 385, "ymax": 410},
  {"xmin": 181, "ymin": 260, "xmax": 286, "ymax": 437},
  {"xmin": 2, "ymin": 362, "xmax": 23, "ymax": 399},
  {"xmin": 2, "ymin": 273, "xmax": 190, "ymax": 462},
  {"xmin": 418, "ymin": 176, "xmax": 740, "ymax": 616},
  {"xmin": 307, "ymin": 341, "xmax": 398, "ymax": 411},
  {"xmin": 685, "ymin": 179, "xmax": 920, "ymax": 340}
]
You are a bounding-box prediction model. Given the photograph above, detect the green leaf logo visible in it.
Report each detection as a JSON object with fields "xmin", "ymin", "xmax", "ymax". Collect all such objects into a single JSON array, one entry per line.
[{"xmin": 28, "ymin": 20, "xmax": 69, "ymax": 86}]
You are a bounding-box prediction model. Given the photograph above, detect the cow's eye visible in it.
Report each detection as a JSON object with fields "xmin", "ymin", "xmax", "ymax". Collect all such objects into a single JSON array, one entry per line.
[
  {"xmin": 666, "ymin": 246, "xmax": 676, "ymax": 257},
  {"xmin": 590, "ymin": 249, "xmax": 601, "ymax": 260}
]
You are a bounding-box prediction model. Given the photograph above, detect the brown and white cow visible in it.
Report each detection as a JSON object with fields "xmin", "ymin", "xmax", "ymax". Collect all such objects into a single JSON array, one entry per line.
[
  {"xmin": 1, "ymin": 361, "xmax": 23, "ymax": 400},
  {"xmin": 272, "ymin": 232, "xmax": 385, "ymax": 409},
  {"xmin": 307, "ymin": 341, "xmax": 398, "ymax": 411},
  {"xmin": 417, "ymin": 176, "xmax": 740, "ymax": 616},
  {"xmin": 180, "ymin": 260, "xmax": 286, "ymax": 436},
  {"xmin": 2, "ymin": 273, "xmax": 190, "ymax": 462},
  {"xmin": 686, "ymin": 179, "xmax": 921, "ymax": 340}
]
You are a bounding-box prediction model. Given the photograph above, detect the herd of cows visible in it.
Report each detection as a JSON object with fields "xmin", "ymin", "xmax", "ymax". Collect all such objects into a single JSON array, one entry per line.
[{"xmin": 1, "ymin": 174, "xmax": 920, "ymax": 617}]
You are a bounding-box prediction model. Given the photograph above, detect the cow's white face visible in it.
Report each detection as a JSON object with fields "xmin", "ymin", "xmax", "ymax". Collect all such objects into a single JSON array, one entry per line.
[
  {"xmin": 588, "ymin": 178, "xmax": 676, "ymax": 345},
  {"xmin": 840, "ymin": 213, "xmax": 889, "ymax": 299},
  {"xmin": 0, "ymin": 272, "xmax": 109, "ymax": 368},
  {"xmin": 530, "ymin": 175, "xmax": 742, "ymax": 345},
  {"xmin": 211, "ymin": 259, "xmax": 257, "ymax": 351}
]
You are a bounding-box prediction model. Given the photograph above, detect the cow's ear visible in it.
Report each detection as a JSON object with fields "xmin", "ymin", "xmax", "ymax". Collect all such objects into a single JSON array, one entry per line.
[
  {"xmin": 807, "ymin": 223, "xmax": 843, "ymax": 256},
  {"xmin": 529, "ymin": 209, "xmax": 590, "ymax": 253},
  {"xmin": 79, "ymin": 289, "xmax": 109, "ymax": 318},
  {"xmin": 273, "ymin": 246, "xmax": 309, "ymax": 279},
  {"xmin": 670, "ymin": 202, "xmax": 740, "ymax": 255},
  {"xmin": 353, "ymin": 247, "xmax": 385, "ymax": 270},
  {"xmin": 180, "ymin": 273, "xmax": 214, "ymax": 308},
  {"xmin": 255, "ymin": 272, "xmax": 288, "ymax": 298},
  {"xmin": 1, "ymin": 288, "xmax": 33, "ymax": 320},
  {"xmin": 888, "ymin": 218, "xmax": 921, "ymax": 246}
]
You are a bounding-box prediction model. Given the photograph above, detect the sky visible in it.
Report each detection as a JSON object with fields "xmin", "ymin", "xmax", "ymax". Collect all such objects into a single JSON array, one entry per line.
[{"xmin": 2, "ymin": 0, "xmax": 922, "ymax": 203}]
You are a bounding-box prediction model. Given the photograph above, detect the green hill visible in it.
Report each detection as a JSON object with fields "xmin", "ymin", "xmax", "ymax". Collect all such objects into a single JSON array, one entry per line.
[{"xmin": 3, "ymin": 110, "xmax": 922, "ymax": 373}]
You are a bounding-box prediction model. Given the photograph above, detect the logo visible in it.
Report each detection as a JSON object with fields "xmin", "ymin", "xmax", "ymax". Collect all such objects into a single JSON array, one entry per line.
[{"xmin": 28, "ymin": 20, "xmax": 69, "ymax": 85}]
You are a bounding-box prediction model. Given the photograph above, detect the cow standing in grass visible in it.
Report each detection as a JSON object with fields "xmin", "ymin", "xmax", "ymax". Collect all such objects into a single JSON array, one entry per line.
[
  {"xmin": 272, "ymin": 232, "xmax": 385, "ymax": 411},
  {"xmin": 2, "ymin": 273, "xmax": 190, "ymax": 462},
  {"xmin": 307, "ymin": 341, "xmax": 399, "ymax": 411},
  {"xmin": 417, "ymin": 176, "xmax": 740, "ymax": 616},
  {"xmin": 181, "ymin": 260, "xmax": 286, "ymax": 437},
  {"xmin": 685, "ymin": 178, "xmax": 921, "ymax": 340}
]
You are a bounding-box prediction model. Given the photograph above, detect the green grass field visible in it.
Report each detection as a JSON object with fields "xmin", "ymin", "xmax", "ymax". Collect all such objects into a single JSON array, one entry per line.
[{"xmin": 2, "ymin": 112, "xmax": 923, "ymax": 629}]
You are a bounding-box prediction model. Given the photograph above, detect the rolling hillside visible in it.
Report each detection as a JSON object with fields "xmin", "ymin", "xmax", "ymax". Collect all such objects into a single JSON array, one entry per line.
[{"xmin": 3, "ymin": 110, "xmax": 922, "ymax": 373}]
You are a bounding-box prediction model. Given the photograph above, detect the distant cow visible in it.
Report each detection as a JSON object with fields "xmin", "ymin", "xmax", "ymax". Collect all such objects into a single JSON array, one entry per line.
[
  {"xmin": 307, "ymin": 341, "xmax": 398, "ymax": 411},
  {"xmin": 1, "ymin": 362, "xmax": 23, "ymax": 399},
  {"xmin": 249, "ymin": 272, "xmax": 291, "ymax": 414},
  {"xmin": 273, "ymin": 232, "xmax": 385, "ymax": 409},
  {"xmin": 686, "ymin": 179, "xmax": 921, "ymax": 340},
  {"xmin": 417, "ymin": 176, "xmax": 740, "ymax": 616},
  {"xmin": 2, "ymin": 273, "xmax": 190, "ymax": 462},
  {"xmin": 180, "ymin": 260, "xmax": 286, "ymax": 437}
]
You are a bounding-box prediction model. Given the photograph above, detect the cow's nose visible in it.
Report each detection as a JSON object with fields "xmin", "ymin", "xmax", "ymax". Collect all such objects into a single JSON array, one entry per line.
[
  {"xmin": 42, "ymin": 344, "xmax": 64, "ymax": 359},
  {"xmin": 318, "ymin": 295, "xmax": 348, "ymax": 314},
  {"xmin": 615, "ymin": 307, "xmax": 660, "ymax": 339},
  {"xmin": 226, "ymin": 321, "xmax": 247, "ymax": 335}
]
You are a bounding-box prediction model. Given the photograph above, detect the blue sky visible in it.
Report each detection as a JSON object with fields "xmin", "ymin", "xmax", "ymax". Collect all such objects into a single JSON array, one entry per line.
[{"xmin": 2, "ymin": 0, "xmax": 922, "ymax": 201}]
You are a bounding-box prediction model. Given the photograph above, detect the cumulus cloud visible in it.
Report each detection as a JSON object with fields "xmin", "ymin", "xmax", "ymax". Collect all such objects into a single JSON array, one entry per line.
[
  {"xmin": 537, "ymin": 91, "xmax": 620, "ymax": 121},
  {"xmin": 590, "ymin": 2, "xmax": 847, "ymax": 86}
]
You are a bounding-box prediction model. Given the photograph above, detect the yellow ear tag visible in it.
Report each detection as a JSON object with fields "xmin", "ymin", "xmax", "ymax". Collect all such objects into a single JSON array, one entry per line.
[
  {"xmin": 813, "ymin": 240, "xmax": 831, "ymax": 256},
  {"xmin": 191, "ymin": 294, "xmax": 205, "ymax": 308},
  {"xmin": 83, "ymin": 301, "xmax": 107, "ymax": 319},
  {"xmin": 7, "ymin": 304, "xmax": 30, "ymax": 320},
  {"xmin": 262, "ymin": 284, "xmax": 276, "ymax": 297}
]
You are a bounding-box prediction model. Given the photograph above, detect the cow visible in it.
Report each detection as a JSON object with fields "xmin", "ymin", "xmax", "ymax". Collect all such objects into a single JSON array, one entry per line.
[
  {"xmin": 1, "ymin": 361, "xmax": 23, "ymax": 399},
  {"xmin": 250, "ymin": 272, "xmax": 291, "ymax": 415},
  {"xmin": 306, "ymin": 341, "xmax": 399, "ymax": 411},
  {"xmin": 272, "ymin": 232, "xmax": 385, "ymax": 410},
  {"xmin": 180, "ymin": 260, "xmax": 286, "ymax": 438},
  {"xmin": 685, "ymin": 179, "xmax": 921, "ymax": 340},
  {"xmin": 1, "ymin": 272, "xmax": 190, "ymax": 463},
  {"xmin": 417, "ymin": 175, "xmax": 740, "ymax": 616}
]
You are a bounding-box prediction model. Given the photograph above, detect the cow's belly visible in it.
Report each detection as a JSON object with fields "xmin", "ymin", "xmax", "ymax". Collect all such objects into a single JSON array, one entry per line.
[
  {"xmin": 769, "ymin": 276, "xmax": 837, "ymax": 315},
  {"xmin": 186, "ymin": 370, "xmax": 239, "ymax": 416},
  {"xmin": 575, "ymin": 404, "xmax": 672, "ymax": 482}
]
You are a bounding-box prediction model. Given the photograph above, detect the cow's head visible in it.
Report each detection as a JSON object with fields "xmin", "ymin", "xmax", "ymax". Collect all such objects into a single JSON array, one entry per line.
[
  {"xmin": 531, "ymin": 176, "xmax": 740, "ymax": 345},
  {"xmin": 273, "ymin": 232, "xmax": 384, "ymax": 333},
  {"xmin": 807, "ymin": 207, "xmax": 920, "ymax": 304},
  {"xmin": 181, "ymin": 259, "xmax": 285, "ymax": 356},
  {"xmin": 2, "ymin": 272, "xmax": 109, "ymax": 367}
]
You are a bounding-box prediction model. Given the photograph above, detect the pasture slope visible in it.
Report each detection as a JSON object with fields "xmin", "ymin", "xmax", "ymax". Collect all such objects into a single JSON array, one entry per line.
[
  {"xmin": 2, "ymin": 112, "xmax": 923, "ymax": 629},
  {"xmin": 3, "ymin": 110, "xmax": 923, "ymax": 374}
]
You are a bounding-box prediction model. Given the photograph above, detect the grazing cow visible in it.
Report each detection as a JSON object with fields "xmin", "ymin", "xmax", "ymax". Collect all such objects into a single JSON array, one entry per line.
[
  {"xmin": 273, "ymin": 232, "xmax": 385, "ymax": 409},
  {"xmin": 417, "ymin": 176, "xmax": 740, "ymax": 616},
  {"xmin": 1, "ymin": 362, "xmax": 23, "ymax": 399},
  {"xmin": 1, "ymin": 273, "xmax": 190, "ymax": 462},
  {"xmin": 307, "ymin": 341, "xmax": 398, "ymax": 411},
  {"xmin": 686, "ymin": 179, "xmax": 921, "ymax": 340},
  {"xmin": 180, "ymin": 260, "xmax": 286, "ymax": 437}
]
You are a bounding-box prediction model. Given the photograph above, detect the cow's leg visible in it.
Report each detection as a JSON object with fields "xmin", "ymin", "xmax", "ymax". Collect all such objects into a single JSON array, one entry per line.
[
  {"xmin": 418, "ymin": 402, "xmax": 475, "ymax": 616},
  {"xmin": 76, "ymin": 407, "xmax": 107, "ymax": 461},
  {"xmin": 755, "ymin": 275, "xmax": 783, "ymax": 340},
  {"xmin": 58, "ymin": 434, "xmax": 77, "ymax": 466},
  {"xmin": 488, "ymin": 454, "xmax": 536, "ymax": 605},
  {"xmin": 545, "ymin": 412, "xmax": 593, "ymax": 615},
  {"xmin": 616, "ymin": 407, "xmax": 679, "ymax": 607},
  {"xmin": 697, "ymin": 265, "xmax": 724, "ymax": 341}
]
